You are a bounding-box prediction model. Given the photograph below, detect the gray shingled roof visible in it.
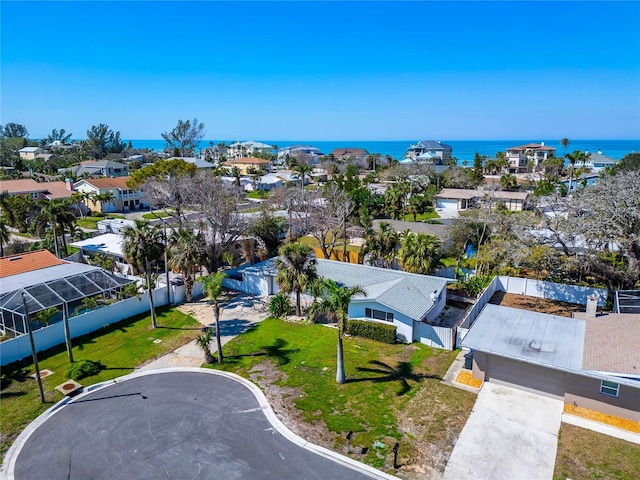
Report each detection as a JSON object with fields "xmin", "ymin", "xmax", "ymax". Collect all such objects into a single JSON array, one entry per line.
[{"xmin": 315, "ymin": 259, "xmax": 447, "ymax": 320}]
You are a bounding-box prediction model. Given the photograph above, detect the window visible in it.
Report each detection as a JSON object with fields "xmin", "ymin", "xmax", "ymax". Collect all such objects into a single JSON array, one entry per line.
[
  {"xmin": 365, "ymin": 308, "xmax": 394, "ymax": 322},
  {"xmin": 600, "ymin": 380, "xmax": 619, "ymax": 397}
]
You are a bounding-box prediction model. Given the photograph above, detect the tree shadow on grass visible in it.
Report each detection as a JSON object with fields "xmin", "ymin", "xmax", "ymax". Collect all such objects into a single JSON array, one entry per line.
[
  {"xmin": 349, "ymin": 360, "xmax": 442, "ymax": 396},
  {"xmin": 0, "ymin": 391, "xmax": 26, "ymax": 400},
  {"xmin": 224, "ymin": 338, "xmax": 299, "ymax": 366}
]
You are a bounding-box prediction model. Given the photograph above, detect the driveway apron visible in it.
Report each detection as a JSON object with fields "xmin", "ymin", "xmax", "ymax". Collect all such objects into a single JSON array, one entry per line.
[{"xmin": 444, "ymin": 382, "xmax": 563, "ymax": 480}]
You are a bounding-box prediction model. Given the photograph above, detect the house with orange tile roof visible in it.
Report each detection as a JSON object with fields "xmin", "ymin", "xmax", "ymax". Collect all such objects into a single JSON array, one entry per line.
[
  {"xmin": 506, "ymin": 142, "xmax": 557, "ymax": 173},
  {"xmin": 73, "ymin": 176, "xmax": 146, "ymax": 213}
]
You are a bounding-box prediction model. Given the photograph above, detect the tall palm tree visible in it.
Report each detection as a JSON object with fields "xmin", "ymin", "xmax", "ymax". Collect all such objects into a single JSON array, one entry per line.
[
  {"xmin": 201, "ymin": 272, "xmax": 227, "ymax": 363},
  {"xmin": 94, "ymin": 191, "xmax": 116, "ymax": 216},
  {"xmin": 274, "ymin": 242, "xmax": 317, "ymax": 316},
  {"xmin": 398, "ymin": 233, "xmax": 441, "ymax": 274},
  {"xmin": 231, "ymin": 166, "xmax": 242, "ymax": 187},
  {"xmin": 0, "ymin": 190, "xmax": 16, "ymax": 226},
  {"xmin": 314, "ymin": 279, "xmax": 365, "ymax": 384},
  {"xmin": 293, "ymin": 163, "xmax": 312, "ymax": 189},
  {"xmin": 565, "ymin": 150, "xmax": 589, "ymax": 193},
  {"xmin": 122, "ymin": 221, "xmax": 165, "ymax": 328},
  {"xmin": 560, "ymin": 138, "xmax": 570, "ymax": 157},
  {"xmin": 34, "ymin": 199, "xmax": 76, "ymax": 257},
  {"xmin": 0, "ymin": 219, "xmax": 9, "ymax": 257},
  {"xmin": 167, "ymin": 228, "xmax": 204, "ymax": 302}
]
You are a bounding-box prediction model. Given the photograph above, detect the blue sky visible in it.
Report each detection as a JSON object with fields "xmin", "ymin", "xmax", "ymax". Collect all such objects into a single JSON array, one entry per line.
[{"xmin": 2, "ymin": 1, "xmax": 639, "ymax": 140}]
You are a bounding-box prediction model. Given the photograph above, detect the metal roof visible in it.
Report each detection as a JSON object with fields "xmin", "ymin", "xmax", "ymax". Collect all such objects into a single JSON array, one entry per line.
[{"xmin": 462, "ymin": 304, "xmax": 585, "ymax": 371}]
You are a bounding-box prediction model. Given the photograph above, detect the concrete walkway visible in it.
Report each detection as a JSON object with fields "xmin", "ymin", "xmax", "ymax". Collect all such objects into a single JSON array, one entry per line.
[
  {"xmin": 444, "ymin": 382, "xmax": 564, "ymax": 480},
  {"xmin": 138, "ymin": 293, "xmax": 269, "ymax": 371}
]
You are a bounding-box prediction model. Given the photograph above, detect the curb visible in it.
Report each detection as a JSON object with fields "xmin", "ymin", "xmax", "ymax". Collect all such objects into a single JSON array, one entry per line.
[{"xmin": 1, "ymin": 368, "xmax": 397, "ymax": 480}]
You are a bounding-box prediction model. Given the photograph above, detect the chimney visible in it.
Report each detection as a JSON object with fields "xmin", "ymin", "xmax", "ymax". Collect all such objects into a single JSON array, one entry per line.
[
  {"xmin": 540, "ymin": 141, "xmax": 545, "ymax": 146},
  {"xmin": 65, "ymin": 178, "xmax": 74, "ymax": 191},
  {"xmin": 585, "ymin": 295, "xmax": 598, "ymax": 318}
]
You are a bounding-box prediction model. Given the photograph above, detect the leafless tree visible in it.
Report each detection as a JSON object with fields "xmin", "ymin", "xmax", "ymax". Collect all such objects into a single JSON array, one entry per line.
[{"xmin": 186, "ymin": 171, "xmax": 248, "ymax": 273}]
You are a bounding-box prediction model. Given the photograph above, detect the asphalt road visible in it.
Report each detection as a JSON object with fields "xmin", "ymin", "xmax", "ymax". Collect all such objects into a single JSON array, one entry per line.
[{"xmin": 12, "ymin": 371, "xmax": 380, "ymax": 480}]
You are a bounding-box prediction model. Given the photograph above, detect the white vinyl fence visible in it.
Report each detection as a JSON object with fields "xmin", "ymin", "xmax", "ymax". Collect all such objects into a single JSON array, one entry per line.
[
  {"xmin": 1, "ymin": 287, "xmax": 168, "ymax": 366},
  {"xmin": 414, "ymin": 322, "xmax": 455, "ymax": 350}
]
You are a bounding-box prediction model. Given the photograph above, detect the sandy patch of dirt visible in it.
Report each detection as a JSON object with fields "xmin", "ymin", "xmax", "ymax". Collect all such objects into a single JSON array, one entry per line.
[
  {"xmin": 489, "ymin": 291, "xmax": 586, "ymax": 317},
  {"xmin": 248, "ymin": 360, "xmax": 340, "ymax": 448}
]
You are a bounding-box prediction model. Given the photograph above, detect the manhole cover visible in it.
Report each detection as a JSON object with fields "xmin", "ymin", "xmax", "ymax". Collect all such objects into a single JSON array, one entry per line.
[
  {"xmin": 30, "ymin": 369, "xmax": 54, "ymax": 379},
  {"xmin": 55, "ymin": 379, "xmax": 82, "ymax": 396}
]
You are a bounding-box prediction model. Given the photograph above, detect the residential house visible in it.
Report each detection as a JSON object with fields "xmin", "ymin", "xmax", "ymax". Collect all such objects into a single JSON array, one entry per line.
[
  {"xmin": 18, "ymin": 147, "xmax": 45, "ymax": 160},
  {"xmin": 405, "ymin": 140, "xmax": 453, "ymax": 162},
  {"xmin": 329, "ymin": 148, "xmax": 369, "ymax": 163},
  {"xmin": 462, "ymin": 303, "xmax": 640, "ymax": 422},
  {"xmin": 0, "ymin": 178, "xmax": 73, "ymax": 201},
  {"xmin": 96, "ymin": 218, "xmax": 137, "ymax": 235},
  {"xmin": 277, "ymin": 145, "xmax": 324, "ymax": 165},
  {"xmin": 245, "ymin": 173, "xmax": 285, "ymax": 191},
  {"xmin": 221, "ymin": 157, "xmax": 272, "ymax": 175},
  {"xmin": 0, "ymin": 249, "xmax": 134, "ymax": 338},
  {"xmin": 61, "ymin": 160, "xmax": 129, "ymax": 178},
  {"xmin": 573, "ymin": 151, "xmax": 618, "ymax": 172},
  {"xmin": 436, "ymin": 188, "xmax": 528, "ymax": 214},
  {"xmin": 166, "ymin": 156, "xmax": 216, "ymax": 169},
  {"xmin": 506, "ymin": 143, "xmax": 556, "ymax": 172},
  {"xmin": 228, "ymin": 141, "xmax": 274, "ymax": 159},
  {"xmin": 73, "ymin": 176, "xmax": 145, "ymax": 213},
  {"xmin": 69, "ymin": 233, "xmax": 130, "ymax": 274},
  {"xmin": 224, "ymin": 258, "xmax": 450, "ymax": 347}
]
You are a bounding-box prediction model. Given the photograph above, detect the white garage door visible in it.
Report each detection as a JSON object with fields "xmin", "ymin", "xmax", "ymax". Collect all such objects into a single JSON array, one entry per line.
[
  {"xmin": 486, "ymin": 355, "xmax": 566, "ymax": 400},
  {"xmin": 437, "ymin": 198, "xmax": 459, "ymax": 214}
]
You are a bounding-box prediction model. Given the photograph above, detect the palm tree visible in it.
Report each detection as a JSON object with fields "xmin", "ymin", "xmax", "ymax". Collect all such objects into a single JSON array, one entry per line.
[
  {"xmin": 398, "ymin": 233, "xmax": 440, "ymax": 274},
  {"xmin": 565, "ymin": 150, "xmax": 589, "ymax": 193},
  {"xmin": 314, "ymin": 279, "xmax": 365, "ymax": 384},
  {"xmin": 293, "ymin": 163, "xmax": 312, "ymax": 189},
  {"xmin": 34, "ymin": 199, "xmax": 76, "ymax": 257},
  {"xmin": 0, "ymin": 219, "xmax": 9, "ymax": 257},
  {"xmin": 231, "ymin": 166, "xmax": 242, "ymax": 187},
  {"xmin": 274, "ymin": 242, "xmax": 317, "ymax": 316},
  {"xmin": 195, "ymin": 330, "xmax": 214, "ymax": 364},
  {"xmin": 201, "ymin": 272, "xmax": 227, "ymax": 364},
  {"xmin": 121, "ymin": 221, "xmax": 165, "ymax": 328},
  {"xmin": 363, "ymin": 222, "xmax": 398, "ymax": 269},
  {"xmin": 167, "ymin": 228, "xmax": 204, "ymax": 302},
  {"xmin": 94, "ymin": 191, "xmax": 116, "ymax": 217},
  {"xmin": 560, "ymin": 138, "xmax": 570, "ymax": 157}
]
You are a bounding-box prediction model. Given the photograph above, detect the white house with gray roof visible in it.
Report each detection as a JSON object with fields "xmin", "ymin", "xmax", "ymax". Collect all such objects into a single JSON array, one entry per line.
[{"xmin": 223, "ymin": 258, "xmax": 449, "ymax": 346}]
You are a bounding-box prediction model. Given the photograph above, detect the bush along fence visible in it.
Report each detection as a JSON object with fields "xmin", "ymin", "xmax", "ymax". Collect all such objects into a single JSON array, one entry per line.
[
  {"xmin": 346, "ymin": 319, "xmax": 397, "ymax": 344},
  {"xmin": 455, "ymin": 275, "xmax": 608, "ymax": 348}
]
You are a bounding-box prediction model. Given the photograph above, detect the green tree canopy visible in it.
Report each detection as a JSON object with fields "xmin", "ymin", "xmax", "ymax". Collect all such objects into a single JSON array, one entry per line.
[
  {"xmin": 161, "ymin": 118, "xmax": 206, "ymax": 157},
  {"xmin": 84, "ymin": 124, "xmax": 126, "ymax": 159},
  {"xmin": 275, "ymin": 242, "xmax": 317, "ymax": 316}
]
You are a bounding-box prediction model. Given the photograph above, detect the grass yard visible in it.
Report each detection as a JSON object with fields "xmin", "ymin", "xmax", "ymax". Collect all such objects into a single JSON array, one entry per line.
[
  {"xmin": 75, "ymin": 214, "xmax": 125, "ymax": 230},
  {"xmin": 554, "ymin": 424, "xmax": 640, "ymax": 480},
  {"xmin": 0, "ymin": 307, "xmax": 201, "ymax": 459},
  {"xmin": 141, "ymin": 210, "xmax": 173, "ymax": 220},
  {"xmin": 209, "ymin": 318, "xmax": 476, "ymax": 477},
  {"xmin": 246, "ymin": 191, "xmax": 269, "ymax": 199},
  {"xmin": 400, "ymin": 210, "xmax": 441, "ymax": 222},
  {"xmin": 298, "ymin": 234, "xmax": 362, "ymax": 253}
]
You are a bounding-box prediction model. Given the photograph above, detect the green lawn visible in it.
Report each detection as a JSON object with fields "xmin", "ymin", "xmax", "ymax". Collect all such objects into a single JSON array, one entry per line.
[
  {"xmin": 554, "ymin": 424, "xmax": 640, "ymax": 480},
  {"xmin": 297, "ymin": 234, "xmax": 362, "ymax": 253},
  {"xmin": 246, "ymin": 191, "xmax": 269, "ymax": 199},
  {"xmin": 400, "ymin": 209, "xmax": 441, "ymax": 222},
  {"xmin": 141, "ymin": 210, "xmax": 173, "ymax": 220},
  {"xmin": 0, "ymin": 307, "xmax": 201, "ymax": 458},
  {"xmin": 75, "ymin": 214, "xmax": 125, "ymax": 230},
  {"xmin": 209, "ymin": 318, "xmax": 475, "ymax": 474}
]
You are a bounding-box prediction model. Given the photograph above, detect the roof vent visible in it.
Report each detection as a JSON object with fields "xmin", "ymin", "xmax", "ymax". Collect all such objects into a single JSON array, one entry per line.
[{"xmin": 8, "ymin": 256, "xmax": 23, "ymax": 261}]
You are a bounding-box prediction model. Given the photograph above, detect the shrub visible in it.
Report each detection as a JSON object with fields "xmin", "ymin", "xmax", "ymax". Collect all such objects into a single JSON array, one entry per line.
[
  {"xmin": 269, "ymin": 293, "xmax": 291, "ymax": 318},
  {"xmin": 65, "ymin": 359, "xmax": 105, "ymax": 381},
  {"xmin": 346, "ymin": 320, "xmax": 397, "ymax": 344},
  {"xmin": 455, "ymin": 274, "xmax": 492, "ymax": 297}
]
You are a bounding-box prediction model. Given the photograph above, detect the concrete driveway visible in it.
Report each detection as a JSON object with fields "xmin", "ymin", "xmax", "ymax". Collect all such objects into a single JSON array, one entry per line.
[
  {"xmin": 5, "ymin": 370, "xmax": 392, "ymax": 480},
  {"xmin": 444, "ymin": 382, "xmax": 563, "ymax": 480}
]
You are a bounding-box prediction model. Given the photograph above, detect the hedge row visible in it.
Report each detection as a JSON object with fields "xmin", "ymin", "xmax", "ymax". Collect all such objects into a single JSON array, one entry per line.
[{"xmin": 346, "ymin": 320, "xmax": 396, "ymax": 344}]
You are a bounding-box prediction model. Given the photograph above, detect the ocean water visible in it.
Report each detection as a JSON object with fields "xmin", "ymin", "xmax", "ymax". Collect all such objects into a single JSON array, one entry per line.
[{"xmin": 131, "ymin": 139, "xmax": 640, "ymax": 162}]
